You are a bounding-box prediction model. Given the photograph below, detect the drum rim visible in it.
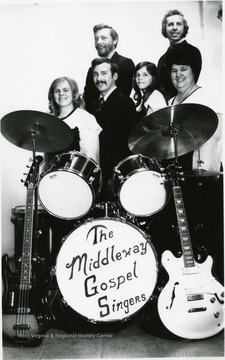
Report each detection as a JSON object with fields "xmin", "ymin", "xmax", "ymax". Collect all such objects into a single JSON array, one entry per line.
[
  {"xmin": 53, "ymin": 150, "xmax": 100, "ymax": 167},
  {"xmin": 113, "ymin": 153, "xmax": 145, "ymax": 170},
  {"xmin": 38, "ymin": 193, "xmax": 94, "ymax": 220},
  {"xmin": 57, "ymin": 216, "xmax": 159, "ymax": 266},
  {"xmin": 39, "ymin": 167, "xmax": 98, "ymax": 184},
  {"xmin": 116, "ymin": 168, "xmax": 162, "ymax": 183},
  {"xmin": 57, "ymin": 292, "xmax": 156, "ymax": 325},
  {"xmin": 12, "ymin": 204, "xmax": 46, "ymax": 213}
]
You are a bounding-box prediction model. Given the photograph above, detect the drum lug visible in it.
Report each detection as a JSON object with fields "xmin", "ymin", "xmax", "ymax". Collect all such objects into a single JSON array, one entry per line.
[
  {"xmin": 114, "ymin": 168, "xmax": 124, "ymax": 181},
  {"xmin": 88, "ymin": 166, "xmax": 100, "ymax": 184},
  {"xmin": 138, "ymin": 154, "xmax": 148, "ymax": 169},
  {"xmin": 88, "ymin": 176, "xmax": 95, "ymax": 184}
]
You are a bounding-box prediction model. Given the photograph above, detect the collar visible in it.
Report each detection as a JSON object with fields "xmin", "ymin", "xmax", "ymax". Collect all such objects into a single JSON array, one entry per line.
[
  {"xmin": 168, "ymin": 39, "xmax": 187, "ymax": 49},
  {"xmin": 107, "ymin": 49, "xmax": 116, "ymax": 59},
  {"xmin": 100, "ymin": 86, "xmax": 117, "ymax": 101}
]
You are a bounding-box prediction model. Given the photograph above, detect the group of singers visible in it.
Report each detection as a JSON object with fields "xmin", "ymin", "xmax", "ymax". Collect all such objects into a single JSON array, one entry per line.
[{"xmin": 42, "ymin": 10, "xmax": 223, "ymax": 284}]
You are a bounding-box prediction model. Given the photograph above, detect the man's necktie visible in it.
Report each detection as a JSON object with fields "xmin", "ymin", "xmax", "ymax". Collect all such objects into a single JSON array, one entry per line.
[{"xmin": 95, "ymin": 96, "xmax": 105, "ymax": 116}]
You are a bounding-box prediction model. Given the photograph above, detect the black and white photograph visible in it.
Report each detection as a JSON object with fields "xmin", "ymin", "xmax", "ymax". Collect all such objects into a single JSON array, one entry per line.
[{"xmin": 0, "ymin": 0, "xmax": 224, "ymax": 359}]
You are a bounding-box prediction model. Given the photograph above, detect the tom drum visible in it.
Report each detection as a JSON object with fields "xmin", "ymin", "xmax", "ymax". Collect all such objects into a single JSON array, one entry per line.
[
  {"xmin": 38, "ymin": 151, "xmax": 102, "ymax": 220},
  {"xmin": 113, "ymin": 154, "xmax": 169, "ymax": 217}
]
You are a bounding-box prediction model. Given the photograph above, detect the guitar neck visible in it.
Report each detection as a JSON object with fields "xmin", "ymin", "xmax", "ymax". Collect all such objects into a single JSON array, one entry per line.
[
  {"xmin": 173, "ymin": 185, "xmax": 196, "ymax": 270},
  {"xmin": 20, "ymin": 186, "xmax": 34, "ymax": 289}
]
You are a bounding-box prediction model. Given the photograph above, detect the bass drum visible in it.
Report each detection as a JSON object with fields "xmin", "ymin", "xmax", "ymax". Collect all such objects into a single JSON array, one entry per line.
[
  {"xmin": 56, "ymin": 217, "xmax": 158, "ymax": 323},
  {"xmin": 113, "ymin": 154, "xmax": 169, "ymax": 217},
  {"xmin": 38, "ymin": 151, "xmax": 102, "ymax": 220}
]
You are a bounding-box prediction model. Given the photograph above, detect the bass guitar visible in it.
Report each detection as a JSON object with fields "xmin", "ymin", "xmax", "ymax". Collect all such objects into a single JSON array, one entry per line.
[
  {"xmin": 157, "ymin": 163, "xmax": 224, "ymax": 339},
  {"xmin": 2, "ymin": 156, "xmax": 54, "ymax": 346}
]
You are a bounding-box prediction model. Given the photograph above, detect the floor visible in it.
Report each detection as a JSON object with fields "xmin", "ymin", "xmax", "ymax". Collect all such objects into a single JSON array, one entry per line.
[{"xmin": 2, "ymin": 304, "xmax": 224, "ymax": 359}]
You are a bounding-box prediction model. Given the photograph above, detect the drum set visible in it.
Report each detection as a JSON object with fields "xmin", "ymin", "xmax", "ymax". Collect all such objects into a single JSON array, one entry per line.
[{"xmin": 1, "ymin": 104, "xmax": 221, "ymax": 325}]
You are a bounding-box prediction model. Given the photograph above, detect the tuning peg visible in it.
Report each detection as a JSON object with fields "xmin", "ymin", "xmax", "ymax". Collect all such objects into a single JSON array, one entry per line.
[{"xmin": 20, "ymin": 179, "xmax": 25, "ymax": 183}]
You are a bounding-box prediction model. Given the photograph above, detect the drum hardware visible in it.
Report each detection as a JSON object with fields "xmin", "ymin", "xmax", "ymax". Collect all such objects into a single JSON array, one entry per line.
[
  {"xmin": 38, "ymin": 151, "xmax": 102, "ymax": 220},
  {"xmin": 182, "ymin": 169, "xmax": 223, "ymax": 178},
  {"xmin": 183, "ymin": 149, "xmax": 223, "ymax": 179},
  {"xmin": 129, "ymin": 104, "xmax": 218, "ymax": 160}
]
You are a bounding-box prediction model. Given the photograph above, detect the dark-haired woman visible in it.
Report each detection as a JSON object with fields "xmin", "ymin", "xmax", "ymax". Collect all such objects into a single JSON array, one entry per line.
[{"xmin": 132, "ymin": 61, "xmax": 167, "ymax": 118}]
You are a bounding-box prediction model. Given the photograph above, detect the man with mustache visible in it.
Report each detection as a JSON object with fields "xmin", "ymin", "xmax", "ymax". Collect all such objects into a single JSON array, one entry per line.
[
  {"xmin": 90, "ymin": 57, "xmax": 138, "ymax": 201},
  {"xmin": 157, "ymin": 9, "xmax": 202, "ymax": 100},
  {"xmin": 83, "ymin": 23, "xmax": 135, "ymax": 112}
]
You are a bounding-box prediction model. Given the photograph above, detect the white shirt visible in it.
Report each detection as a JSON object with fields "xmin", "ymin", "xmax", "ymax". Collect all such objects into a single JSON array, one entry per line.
[
  {"xmin": 100, "ymin": 85, "xmax": 117, "ymax": 102},
  {"xmin": 136, "ymin": 89, "xmax": 167, "ymax": 115},
  {"xmin": 63, "ymin": 108, "xmax": 102, "ymax": 164}
]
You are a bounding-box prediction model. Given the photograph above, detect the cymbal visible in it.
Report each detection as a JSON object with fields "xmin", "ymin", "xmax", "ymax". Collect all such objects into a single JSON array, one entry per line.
[
  {"xmin": 129, "ymin": 104, "xmax": 218, "ymax": 160},
  {"xmin": 183, "ymin": 169, "xmax": 223, "ymax": 177},
  {"xmin": 1, "ymin": 110, "xmax": 74, "ymax": 152}
]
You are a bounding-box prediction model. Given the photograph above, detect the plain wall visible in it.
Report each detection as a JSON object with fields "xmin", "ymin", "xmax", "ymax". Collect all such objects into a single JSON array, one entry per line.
[{"xmin": 0, "ymin": 0, "xmax": 223, "ymax": 255}]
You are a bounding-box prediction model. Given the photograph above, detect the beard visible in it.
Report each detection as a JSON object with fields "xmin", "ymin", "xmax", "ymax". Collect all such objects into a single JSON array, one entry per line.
[{"xmin": 96, "ymin": 43, "xmax": 114, "ymax": 57}]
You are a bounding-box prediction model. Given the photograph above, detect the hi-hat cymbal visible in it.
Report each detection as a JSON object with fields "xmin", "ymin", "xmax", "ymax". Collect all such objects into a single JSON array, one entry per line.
[
  {"xmin": 129, "ymin": 104, "xmax": 218, "ymax": 160},
  {"xmin": 1, "ymin": 110, "xmax": 74, "ymax": 152},
  {"xmin": 183, "ymin": 169, "xmax": 223, "ymax": 177}
]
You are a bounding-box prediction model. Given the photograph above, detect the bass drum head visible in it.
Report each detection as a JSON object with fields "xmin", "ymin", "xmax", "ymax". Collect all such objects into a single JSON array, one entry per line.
[{"xmin": 56, "ymin": 217, "xmax": 158, "ymax": 323}]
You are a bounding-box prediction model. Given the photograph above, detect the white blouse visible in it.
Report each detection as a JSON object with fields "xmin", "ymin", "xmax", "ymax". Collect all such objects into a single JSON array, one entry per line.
[
  {"xmin": 63, "ymin": 108, "xmax": 102, "ymax": 164},
  {"xmin": 136, "ymin": 89, "xmax": 167, "ymax": 115}
]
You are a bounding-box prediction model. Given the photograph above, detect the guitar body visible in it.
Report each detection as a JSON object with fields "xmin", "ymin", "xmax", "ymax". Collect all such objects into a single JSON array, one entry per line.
[
  {"xmin": 158, "ymin": 250, "xmax": 224, "ymax": 339},
  {"xmin": 2, "ymin": 253, "xmax": 53, "ymax": 346}
]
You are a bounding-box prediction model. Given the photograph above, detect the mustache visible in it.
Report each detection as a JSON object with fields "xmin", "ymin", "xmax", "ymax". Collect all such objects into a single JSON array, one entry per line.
[{"xmin": 95, "ymin": 81, "xmax": 106, "ymax": 85}]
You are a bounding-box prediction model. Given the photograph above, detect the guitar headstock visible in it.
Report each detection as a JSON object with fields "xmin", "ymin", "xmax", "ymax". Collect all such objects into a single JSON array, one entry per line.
[
  {"xmin": 23, "ymin": 155, "xmax": 43, "ymax": 189},
  {"xmin": 165, "ymin": 162, "xmax": 184, "ymax": 187}
]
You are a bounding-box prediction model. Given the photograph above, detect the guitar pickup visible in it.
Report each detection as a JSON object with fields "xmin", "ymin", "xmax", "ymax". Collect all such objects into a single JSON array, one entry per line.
[
  {"xmin": 188, "ymin": 307, "xmax": 206, "ymax": 313},
  {"xmin": 13, "ymin": 324, "xmax": 30, "ymax": 330},
  {"xmin": 187, "ymin": 294, "xmax": 204, "ymax": 301}
]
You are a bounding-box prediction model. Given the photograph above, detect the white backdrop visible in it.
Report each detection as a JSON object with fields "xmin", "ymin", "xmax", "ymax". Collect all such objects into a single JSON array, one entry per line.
[{"xmin": 0, "ymin": 0, "xmax": 223, "ymax": 255}]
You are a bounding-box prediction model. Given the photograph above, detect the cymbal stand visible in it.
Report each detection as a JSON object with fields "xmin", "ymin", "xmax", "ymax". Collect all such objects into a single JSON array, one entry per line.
[{"xmin": 169, "ymin": 121, "xmax": 179, "ymax": 167}]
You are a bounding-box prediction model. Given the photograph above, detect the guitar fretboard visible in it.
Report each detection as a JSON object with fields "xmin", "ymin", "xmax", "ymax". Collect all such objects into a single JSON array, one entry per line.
[
  {"xmin": 20, "ymin": 186, "xmax": 34, "ymax": 288},
  {"xmin": 173, "ymin": 186, "xmax": 195, "ymax": 270}
]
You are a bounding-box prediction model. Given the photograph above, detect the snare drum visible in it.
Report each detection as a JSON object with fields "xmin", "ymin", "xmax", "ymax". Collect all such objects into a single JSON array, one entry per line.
[
  {"xmin": 113, "ymin": 154, "xmax": 169, "ymax": 217},
  {"xmin": 56, "ymin": 217, "xmax": 158, "ymax": 323},
  {"xmin": 38, "ymin": 152, "xmax": 102, "ymax": 220}
]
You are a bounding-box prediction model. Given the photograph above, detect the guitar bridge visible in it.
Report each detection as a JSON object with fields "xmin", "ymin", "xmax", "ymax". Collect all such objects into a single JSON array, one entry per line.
[{"xmin": 187, "ymin": 294, "xmax": 204, "ymax": 301}]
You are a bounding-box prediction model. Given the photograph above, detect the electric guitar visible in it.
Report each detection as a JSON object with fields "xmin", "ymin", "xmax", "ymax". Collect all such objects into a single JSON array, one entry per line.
[
  {"xmin": 2, "ymin": 156, "xmax": 54, "ymax": 346},
  {"xmin": 157, "ymin": 163, "xmax": 224, "ymax": 339}
]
